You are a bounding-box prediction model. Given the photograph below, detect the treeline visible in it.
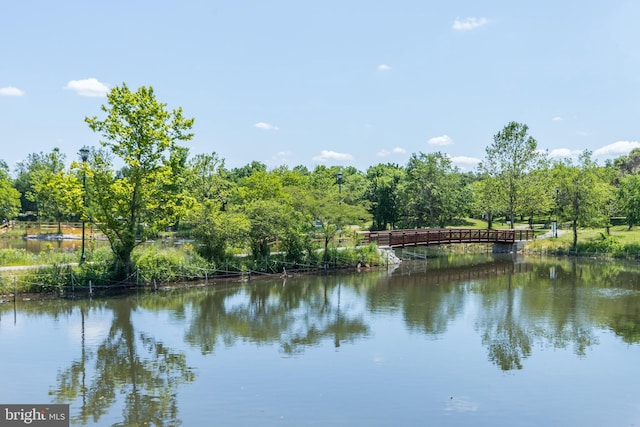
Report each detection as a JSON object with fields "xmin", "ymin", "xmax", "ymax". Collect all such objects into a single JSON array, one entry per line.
[{"xmin": 1, "ymin": 84, "xmax": 640, "ymax": 279}]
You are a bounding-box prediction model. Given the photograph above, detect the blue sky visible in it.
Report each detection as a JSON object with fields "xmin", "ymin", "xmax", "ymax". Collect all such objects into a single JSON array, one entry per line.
[{"xmin": 2, "ymin": 1, "xmax": 640, "ymax": 173}]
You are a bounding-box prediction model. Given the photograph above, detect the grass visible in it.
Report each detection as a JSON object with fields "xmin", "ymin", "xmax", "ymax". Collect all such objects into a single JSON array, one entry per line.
[{"xmin": 524, "ymin": 224, "xmax": 640, "ymax": 258}]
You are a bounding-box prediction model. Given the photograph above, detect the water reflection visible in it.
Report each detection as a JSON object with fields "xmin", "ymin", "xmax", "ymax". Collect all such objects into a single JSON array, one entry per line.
[
  {"xmin": 49, "ymin": 299, "xmax": 195, "ymax": 426},
  {"xmin": 183, "ymin": 278, "xmax": 369, "ymax": 356},
  {"xmin": 3, "ymin": 254, "xmax": 640, "ymax": 425}
]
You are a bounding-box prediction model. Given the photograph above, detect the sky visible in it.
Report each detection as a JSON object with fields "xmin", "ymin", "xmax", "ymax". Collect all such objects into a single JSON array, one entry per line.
[{"xmin": 2, "ymin": 1, "xmax": 640, "ymax": 173}]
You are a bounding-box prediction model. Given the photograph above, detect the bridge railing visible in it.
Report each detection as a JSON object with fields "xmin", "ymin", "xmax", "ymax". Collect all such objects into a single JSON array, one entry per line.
[{"xmin": 361, "ymin": 228, "xmax": 534, "ymax": 248}]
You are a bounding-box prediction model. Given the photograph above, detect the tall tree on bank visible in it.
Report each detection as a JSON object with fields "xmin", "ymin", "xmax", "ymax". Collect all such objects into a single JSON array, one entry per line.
[
  {"xmin": 554, "ymin": 151, "xmax": 611, "ymax": 247},
  {"xmin": 85, "ymin": 84, "xmax": 195, "ymax": 279},
  {"xmin": 0, "ymin": 161, "xmax": 21, "ymax": 221},
  {"xmin": 479, "ymin": 122, "xmax": 543, "ymax": 228},
  {"xmin": 365, "ymin": 163, "xmax": 403, "ymax": 231},
  {"xmin": 401, "ymin": 152, "xmax": 468, "ymax": 228},
  {"xmin": 617, "ymin": 173, "xmax": 640, "ymax": 230},
  {"xmin": 14, "ymin": 148, "xmax": 66, "ymax": 217}
]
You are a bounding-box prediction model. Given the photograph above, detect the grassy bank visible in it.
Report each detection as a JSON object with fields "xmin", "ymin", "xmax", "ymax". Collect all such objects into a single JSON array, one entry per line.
[
  {"xmin": 0, "ymin": 242, "xmax": 386, "ymax": 297},
  {"xmin": 524, "ymin": 225, "xmax": 640, "ymax": 258}
]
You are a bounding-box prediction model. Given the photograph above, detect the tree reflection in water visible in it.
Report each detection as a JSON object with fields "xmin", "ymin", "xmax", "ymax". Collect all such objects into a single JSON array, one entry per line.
[
  {"xmin": 41, "ymin": 254, "xmax": 640, "ymax": 425},
  {"xmin": 184, "ymin": 278, "xmax": 369, "ymax": 356},
  {"xmin": 50, "ymin": 299, "xmax": 195, "ymax": 426}
]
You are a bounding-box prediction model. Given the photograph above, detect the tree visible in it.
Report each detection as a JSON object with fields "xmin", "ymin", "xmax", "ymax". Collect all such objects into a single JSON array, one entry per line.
[
  {"xmin": 611, "ymin": 148, "xmax": 640, "ymax": 176},
  {"xmin": 364, "ymin": 163, "xmax": 403, "ymax": 230},
  {"xmin": 29, "ymin": 168, "xmax": 83, "ymax": 234},
  {"xmin": 0, "ymin": 161, "xmax": 21, "ymax": 221},
  {"xmin": 554, "ymin": 151, "xmax": 611, "ymax": 247},
  {"xmin": 14, "ymin": 148, "xmax": 66, "ymax": 216},
  {"xmin": 245, "ymin": 199, "xmax": 294, "ymax": 260},
  {"xmin": 468, "ymin": 175, "xmax": 502, "ymax": 229},
  {"xmin": 617, "ymin": 174, "xmax": 640, "ymax": 230},
  {"xmin": 401, "ymin": 152, "xmax": 469, "ymax": 228},
  {"xmin": 184, "ymin": 153, "xmax": 247, "ymax": 261},
  {"xmin": 479, "ymin": 122, "xmax": 543, "ymax": 228},
  {"xmin": 85, "ymin": 84, "xmax": 195, "ymax": 279},
  {"xmin": 519, "ymin": 165, "xmax": 554, "ymax": 228}
]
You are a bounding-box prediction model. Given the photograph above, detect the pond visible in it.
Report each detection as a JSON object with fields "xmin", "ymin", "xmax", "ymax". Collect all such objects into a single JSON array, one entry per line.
[{"xmin": 1, "ymin": 253, "xmax": 640, "ymax": 426}]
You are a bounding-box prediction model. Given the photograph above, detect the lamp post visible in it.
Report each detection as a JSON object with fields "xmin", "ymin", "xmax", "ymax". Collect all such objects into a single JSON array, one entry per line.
[
  {"xmin": 336, "ymin": 171, "xmax": 343, "ymax": 193},
  {"xmin": 554, "ymin": 187, "xmax": 559, "ymax": 238},
  {"xmin": 79, "ymin": 147, "xmax": 90, "ymax": 264}
]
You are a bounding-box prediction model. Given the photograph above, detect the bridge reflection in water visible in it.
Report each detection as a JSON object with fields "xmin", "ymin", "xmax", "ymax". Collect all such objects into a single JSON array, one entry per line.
[{"xmin": 361, "ymin": 228, "xmax": 535, "ymax": 248}]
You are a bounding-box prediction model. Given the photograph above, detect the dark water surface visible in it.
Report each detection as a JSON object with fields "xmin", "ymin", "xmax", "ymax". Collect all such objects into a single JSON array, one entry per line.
[{"xmin": 2, "ymin": 254, "xmax": 640, "ymax": 426}]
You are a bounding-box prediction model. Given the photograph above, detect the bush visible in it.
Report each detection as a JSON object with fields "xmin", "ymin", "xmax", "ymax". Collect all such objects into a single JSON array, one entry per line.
[{"xmin": 132, "ymin": 245, "xmax": 210, "ymax": 283}]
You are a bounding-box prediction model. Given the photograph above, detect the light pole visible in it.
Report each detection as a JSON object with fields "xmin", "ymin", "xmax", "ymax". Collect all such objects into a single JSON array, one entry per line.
[
  {"xmin": 336, "ymin": 171, "xmax": 343, "ymax": 193},
  {"xmin": 554, "ymin": 187, "xmax": 559, "ymax": 238},
  {"xmin": 79, "ymin": 147, "xmax": 90, "ymax": 263}
]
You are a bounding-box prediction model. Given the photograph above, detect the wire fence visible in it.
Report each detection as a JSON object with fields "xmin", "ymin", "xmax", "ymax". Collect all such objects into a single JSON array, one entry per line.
[{"xmin": 0, "ymin": 248, "xmax": 386, "ymax": 299}]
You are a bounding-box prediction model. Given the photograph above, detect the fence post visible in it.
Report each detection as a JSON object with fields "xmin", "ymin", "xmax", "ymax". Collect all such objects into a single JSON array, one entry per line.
[
  {"xmin": 89, "ymin": 280, "xmax": 93, "ymax": 297},
  {"xmin": 14, "ymin": 277, "xmax": 17, "ymax": 303}
]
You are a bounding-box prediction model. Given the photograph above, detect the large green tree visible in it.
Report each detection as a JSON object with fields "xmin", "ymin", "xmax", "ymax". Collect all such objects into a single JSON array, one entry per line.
[
  {"xmin": 14, "ymin": 148, "xmax": 66, "ymax": 217},
  {"xmin": 401, "ymin": 152, "xmax": 469, "ymax": 228},
  {"xmin": 29, "ymin": 168, "xmax": 83, "ymax": 234},
  {"xmin": 184, "ymin": 152, "xmax": 247, "ymax": 262},
  {"xmin": 0, "ymin": 160, "xmax": 21, "ymax": 221},
  {"xmin": 479, "ymin": 122, "xmax": 544, "ymax": 228},
  {"xmin": 617, "ymin": 173, "xmax": 640, "ymax": 230},
  {"xmin": 85, "ymin": 84, "xmax": 195, "ymax": 279},
  {"xmin": 554, "ymin": 151, "xmax": 611, "ymax": 247},
  {"xmin": 364, "ymin": 163, "xmax": 404, "ymax": 231}
]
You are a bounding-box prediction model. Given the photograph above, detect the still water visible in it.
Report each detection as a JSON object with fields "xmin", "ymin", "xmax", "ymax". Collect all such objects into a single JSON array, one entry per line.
[{"xmin": 2, "ymin": 254, "xmax": 640, "ymax": 426}]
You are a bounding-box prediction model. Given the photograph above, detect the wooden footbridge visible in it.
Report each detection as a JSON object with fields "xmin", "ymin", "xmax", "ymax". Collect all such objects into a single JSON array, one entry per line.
[{"xmin": 360, "ymin": 228, "xmax": 534, "ymax": 248}]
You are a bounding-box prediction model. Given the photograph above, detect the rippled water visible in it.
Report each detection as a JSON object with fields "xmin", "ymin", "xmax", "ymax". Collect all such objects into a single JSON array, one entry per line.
[{"xmin": 2, "ymin": 254, "xmax": 640, "ymax": 426}]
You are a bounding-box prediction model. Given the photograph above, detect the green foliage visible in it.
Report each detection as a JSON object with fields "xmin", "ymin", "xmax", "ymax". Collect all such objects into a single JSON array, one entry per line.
[
  {"xmin": 554, "ymin": 151, "xmax": 612, "ymax": 247},
  {"xmin": 572, "ymin": 233, "xmax": 622, "ymax": 255},
  {"xmin": 401, "ymin": 152, "xmax": 470, "ymax": 228},
  {"xmin": 29, "ymin": 168, "xmax": 83, "ymax": 232},
  {"xmin": 617, "ymin": 174, "xmax": 640, "ymax": 229},
  {"xmin": 85, "ymin": 83, "xmax": 195, "ymax": 279},
  {"xmin": 365, "ymin": 163, "xmax": 403, "ymax": 230},
  {"xmin": 132, "ymin": 245, "xmax": 209, "ymax": 282},
  {"xmin": 14, "ymin": 148, "xmax": 66, "ymax": 215},
  {"xmin": 0, "ymin": 161, "xmax": 21, "ymax": 221},
  {"xmin": 479, "ymin": 122, "xmax": 545, "ymax": 228},
  {"xmin": 0, "ymin": 248, "xmax": 38, "ymax": 266}
]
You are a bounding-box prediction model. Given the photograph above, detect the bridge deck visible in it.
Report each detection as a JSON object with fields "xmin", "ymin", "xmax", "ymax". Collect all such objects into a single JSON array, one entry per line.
[{"xmin": 361, "ymin": 228, "xmax": 534, "ymax": 248}]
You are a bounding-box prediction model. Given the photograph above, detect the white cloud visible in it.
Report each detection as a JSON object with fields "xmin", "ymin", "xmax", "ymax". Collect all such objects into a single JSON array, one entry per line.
[
  {"xmin": 0, "ymin": 86, "xmax": 25, "ymax": 96},
  {"xmin": 549, "ymin": 148, "xmax": 581, "ymax": 158},
  {"xmin": 428, "ymin": 135, "xmax": 453, "ymax": 146},
  {"xmin": 65, "ymin": 78, "xmax": 109, "ymax": 97},
  {"xmin": 378, "ymin": 147, "xmax": 406, "ymax": 157},
  {"xmin": 452, "ymin": 17, "xmax": 488, "ymax": 31},
  {"xmin": 552, "ymin": 116, "xmax": 563, "ymax": 121},
  {"xmin": 312, "ymin": 150, "xmax": 354, "ymax": 162},
  {"xmin": 377, "ymin": 64, "xmax": 391, "ymax": 72},
  {"xmin": 594, "ymin": 141, "xmax": 640, "ymax": 157},
  {"xmin": 451, "ymin": 156, "xmax": 481, "ymax": 170},
  {"xmin": 270, "ymin": 150, "xmax": 291, "ymax": 164},
  {"xmin": 255, "ymin": 122, "xmax": 279, "ymax": 131}
]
